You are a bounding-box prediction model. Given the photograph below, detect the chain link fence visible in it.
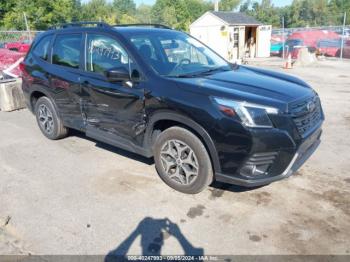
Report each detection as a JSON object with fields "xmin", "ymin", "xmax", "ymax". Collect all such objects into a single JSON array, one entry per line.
[
  {"xmin": 272, "ymin": 24, "xmax": 350, "ymax": 60},
  {"xmin": 0, "ymin": 31, "xmax": 41, "ymax": 50}
]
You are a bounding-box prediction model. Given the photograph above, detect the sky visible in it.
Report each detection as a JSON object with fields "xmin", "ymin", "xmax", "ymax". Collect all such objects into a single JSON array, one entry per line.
[{"xmin": 134, "ymin": 0, "xmax": 293, "ymax": 7}]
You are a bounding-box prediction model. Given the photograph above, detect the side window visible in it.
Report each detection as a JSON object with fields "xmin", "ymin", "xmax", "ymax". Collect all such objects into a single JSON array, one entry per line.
[
  {"xmin": 52, "ymin": 34, "xmax": 82, "ymax": 69},
  {"xmin": 33, "ymin": 35, "xmax": 52, "ymax": 61},
  {"xmin": 86, "ymin": 34, "xmax": 130, "ymax": 75},
  {"xmin": 130, "ymin": 37, "xmax": 158, "ymax": 60}
]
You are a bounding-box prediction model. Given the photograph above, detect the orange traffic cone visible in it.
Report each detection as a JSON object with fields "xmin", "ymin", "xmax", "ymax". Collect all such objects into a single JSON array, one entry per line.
[{"xmin": 284, "ymin": 53, "xmax": 293, "ymax": 69}]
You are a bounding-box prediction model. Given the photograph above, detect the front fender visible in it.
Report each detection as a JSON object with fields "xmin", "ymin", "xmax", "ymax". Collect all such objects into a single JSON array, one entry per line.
[{"xmin": 144, "ymin": 110, "xmax": 221, "ymax": 173}]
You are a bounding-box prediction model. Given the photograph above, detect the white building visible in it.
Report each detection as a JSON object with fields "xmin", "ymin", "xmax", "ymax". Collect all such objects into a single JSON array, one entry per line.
[{"xmin": 190, "ymin": 11, "xmax": 272, "ymax": 62}]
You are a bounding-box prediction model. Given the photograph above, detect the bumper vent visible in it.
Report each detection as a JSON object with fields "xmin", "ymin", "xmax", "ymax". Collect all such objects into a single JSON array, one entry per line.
[
  {"xmin": 246, "ymin": 152, "xmax": 278, "ymax": 165},
  {"xmin": 290, "ymin": 95, "xmax": 322, "ymax": 137}
]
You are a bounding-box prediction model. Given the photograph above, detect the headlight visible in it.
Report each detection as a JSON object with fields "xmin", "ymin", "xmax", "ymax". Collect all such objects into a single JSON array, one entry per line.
[{"xmin": 213, "ymin": 97, "xmax": 279, "ymax": 128}]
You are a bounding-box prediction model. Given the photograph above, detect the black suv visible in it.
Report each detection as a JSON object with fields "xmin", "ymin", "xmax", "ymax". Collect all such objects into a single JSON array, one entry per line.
[{"xmin": 21, "ymin": 22, "xmax": 324, "ymax": 194}]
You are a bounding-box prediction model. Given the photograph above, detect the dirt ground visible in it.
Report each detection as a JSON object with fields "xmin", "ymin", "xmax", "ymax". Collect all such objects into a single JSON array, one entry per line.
[{"xmin": 0, "ymin": 58, "xmax": 350, "ymax": 256}]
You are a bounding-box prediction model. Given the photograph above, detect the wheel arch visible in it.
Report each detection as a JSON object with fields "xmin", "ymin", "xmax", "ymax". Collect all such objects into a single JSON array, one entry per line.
[
  {"xmin": 29, "ymin": 87, "xmax": 59, "ymax": 114},
  {"xmin": 144, "ymin": 111, "xmax": 221, "ymax": 173}
]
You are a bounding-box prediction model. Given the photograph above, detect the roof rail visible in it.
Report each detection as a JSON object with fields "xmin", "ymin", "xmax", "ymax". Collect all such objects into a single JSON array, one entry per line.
[
  {"xmin": 114, "ymin": 23, "xmax": 172, "ymax": 30},
  {"xmin": 49, "ymin": 21, "xmax": 111, "ymax": 30}
]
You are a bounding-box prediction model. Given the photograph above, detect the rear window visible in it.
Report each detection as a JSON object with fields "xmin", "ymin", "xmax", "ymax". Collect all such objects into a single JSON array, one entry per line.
[
  {"xmin": 52, "ymin": 34, "xmax": 82, "ymax": 69},
  {"xmin": 32, "ymin": 35, "xmax": 52, "ymax": 61}
]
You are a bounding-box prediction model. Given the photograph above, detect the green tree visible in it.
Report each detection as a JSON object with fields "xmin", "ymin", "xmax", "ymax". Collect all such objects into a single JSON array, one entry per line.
[
  {"xmin": 2, "ymin": 0, "xmax": 79, "ymax": 30},
  {"xmin": 244, "ymin": 0, "xmax": 280, "ymax": 26},
  {"xmin": 113, "ymin": 0, "xmax": 136, "ymax": 16},
  {"xmin": 135, "ymin": 4, "xmax": 153, "ymax": 23},
  {"xmin": 151, "ymin": 0, "xmax": 190, "ymax": 30},
  {"xmin": 185, "ymin": 0, "xmax": 212, "ymax": 22},
  {"xmin": 239, "ymin": 0, "xmax": 251, "ymax": 12},
  {"xmin": 80, "ymin": 0, "xmax": 115, "ymax": 23},
  {"xmin": 219, "ymin": 0, "xmax": 241, "ymax": 11},
  {"xmin": 0, "ymin": 0, "xmax": 17, "ymax": 28}
]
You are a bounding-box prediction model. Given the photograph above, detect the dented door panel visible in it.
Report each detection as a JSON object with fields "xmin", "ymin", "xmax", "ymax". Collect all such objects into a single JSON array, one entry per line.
[{"xmin": 80, "ymin": 73, "xmax": 145, "ymax": 145}]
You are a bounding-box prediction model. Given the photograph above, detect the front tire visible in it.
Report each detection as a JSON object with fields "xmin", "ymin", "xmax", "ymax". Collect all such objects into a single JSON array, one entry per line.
[
  {"xmin": 35, "ymin": 96, "xmax": 68, "ymax": 140},
  {"xmin": 154, "ymin": 127, "xmax": 213, "ymax": 194}
]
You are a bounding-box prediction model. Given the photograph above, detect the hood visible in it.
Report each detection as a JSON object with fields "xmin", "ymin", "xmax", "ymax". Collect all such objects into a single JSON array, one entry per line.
[{"xmin": 174, "ymin": 65, "xmax": 315, "ymax": 111}]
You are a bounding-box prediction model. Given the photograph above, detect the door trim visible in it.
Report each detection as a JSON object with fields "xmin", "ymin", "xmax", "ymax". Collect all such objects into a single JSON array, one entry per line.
[{"xmin": 86, "ymin": 125, "xmax": 152, "ymax": 158}]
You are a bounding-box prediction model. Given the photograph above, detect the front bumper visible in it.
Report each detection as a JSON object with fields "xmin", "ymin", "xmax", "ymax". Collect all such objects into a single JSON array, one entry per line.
[{"xmin": 215, "ymin": 127, "xmax": 322, "ymax": 187}]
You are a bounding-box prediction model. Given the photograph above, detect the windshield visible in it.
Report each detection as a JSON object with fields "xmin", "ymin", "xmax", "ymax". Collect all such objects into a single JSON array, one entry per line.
[{"xmin": 125, "ymin": 31, "xmax": 231, "ymax": 77}]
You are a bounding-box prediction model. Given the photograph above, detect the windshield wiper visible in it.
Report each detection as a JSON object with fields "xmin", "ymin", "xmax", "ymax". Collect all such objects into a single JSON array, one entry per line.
[
  {"xmin": 195, "ymin": 67, "xmax": 231, "ymax": 76},
  {"xmin": 169, "ymin": 66, "xmax": 231, "ymax": 78}
]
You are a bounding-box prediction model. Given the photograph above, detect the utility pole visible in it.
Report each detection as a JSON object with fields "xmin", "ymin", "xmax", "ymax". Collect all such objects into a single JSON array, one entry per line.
[
  {"xmin": 23, "ymin": 12, "xmax": 32, "ymax": 42},
  {"xmin": 214, "ymin": 0, "xmax": 219, "ymax": 11},
  {"xmin": 340, "ymin": 12, "xmax": 347, "ymax": 61}
]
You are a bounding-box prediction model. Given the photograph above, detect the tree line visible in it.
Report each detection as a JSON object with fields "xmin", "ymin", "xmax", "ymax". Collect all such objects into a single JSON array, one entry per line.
[{"xmin": 0, "ymin": 0, "xmax": 349, "ymax": 31}]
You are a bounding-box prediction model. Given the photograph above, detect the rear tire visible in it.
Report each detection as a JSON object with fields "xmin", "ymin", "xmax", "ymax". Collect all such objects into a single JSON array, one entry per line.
[
  {"xmin": 154, "ymin": 127, "xmax": 213, "ymax": 194},
  {"xmin": 34, "ymin": 96, "xmax": 68, "ymax": 140}
]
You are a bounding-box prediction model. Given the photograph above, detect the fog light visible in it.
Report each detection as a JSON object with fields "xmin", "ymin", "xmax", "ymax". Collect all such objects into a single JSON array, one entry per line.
[
  {"xmin": 240, "ymin": 164, "xmax": 270, "ymax": 177},
  {"xmin": 239, "ymin": 152, "xmax": 278, "ymax": 177}
]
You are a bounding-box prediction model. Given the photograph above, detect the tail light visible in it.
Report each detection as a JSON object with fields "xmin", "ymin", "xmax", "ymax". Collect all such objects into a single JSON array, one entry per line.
[
  {"xmin": 19, "ymin": 62, "xmax": 26, "ymax": 74},
  {"xmin": 19, "ymin": 62, "xmax": 34, "ymax": 82}
]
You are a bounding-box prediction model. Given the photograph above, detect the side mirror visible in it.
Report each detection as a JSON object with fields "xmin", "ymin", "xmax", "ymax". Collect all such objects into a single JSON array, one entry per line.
[{"xmin": 105, "ymin": 67, "xmax": 130, "ymax": 82}]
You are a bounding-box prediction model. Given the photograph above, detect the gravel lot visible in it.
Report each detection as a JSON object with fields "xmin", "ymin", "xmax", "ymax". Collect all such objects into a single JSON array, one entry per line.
[{"xmin": 0, "ymin": 59, "xmax": 350, "ymax": 256}]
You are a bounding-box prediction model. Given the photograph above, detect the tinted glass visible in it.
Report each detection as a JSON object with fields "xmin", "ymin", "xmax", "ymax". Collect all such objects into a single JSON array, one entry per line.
[
  {"xmin": 160, "ymin": 39, "xmax": 209, "ymax": 65},
  {"xmin": 52, "ymin": 34, "xmax": 81, "ymax": 68},
  {"xmin": 131, "ymin": 38, "xmax": 158, "ymax": 60},
  {"xmin": 33, "ymin": 35, "xmax": 52, "ymax": 61},
  {"xmin": 86, "ymin": 34, "xmax": 130, "ymax": 75},
  {"xmin": 127, "ymin": 31, "xmax": 230, "ymax": 77}
]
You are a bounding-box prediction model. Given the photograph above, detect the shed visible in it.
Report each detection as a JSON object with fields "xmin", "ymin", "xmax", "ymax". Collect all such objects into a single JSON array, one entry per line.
[{"xmin": 190, "ymin": 11, "xmax": 272, "ymax": 62}]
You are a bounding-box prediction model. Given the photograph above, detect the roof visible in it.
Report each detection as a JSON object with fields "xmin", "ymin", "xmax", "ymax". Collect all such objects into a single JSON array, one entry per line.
[{"xmin": 209, "ymin": 11, "xmax": 262, "ymax": 25}]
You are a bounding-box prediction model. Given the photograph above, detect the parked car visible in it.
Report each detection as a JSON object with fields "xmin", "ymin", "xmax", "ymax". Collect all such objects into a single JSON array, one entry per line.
[
  {"xmin": 21, "ymin": 22, "xmax": 324, "ymax": 194},
  {"xmin": 341, "ymin": 40, "xmax": 350, "ymax": 58},
  {"xmin": 270, "ymin": 40, "xmax": 283, "ymax": 56},
  {"xmin": 5, "ymin": 37, "xmax": 31, "ymax": 53},
  {"xmin": 333, "ymin": 39, "xmax": 350, "ymax": 59},
  {"xmin": 286, "ymin": 30, "xmax": 340, "ymax": 59},
  {"xmin": 316, "ymin": 39, "xmax": 341, "ymax": 57},
  {"xmin": 0, "ymin": 48, "xmax": 26, "ymax": 77}
]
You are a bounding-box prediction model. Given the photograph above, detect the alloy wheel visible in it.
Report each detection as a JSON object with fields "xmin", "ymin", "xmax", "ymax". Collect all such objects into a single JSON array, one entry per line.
[
  {"xmin": 38, "ymin": 104, "xmax": 54, "ymax": 134},
  {"xmin": 160, "ymin": 139, "xmax": 199, "ymax": 185}
]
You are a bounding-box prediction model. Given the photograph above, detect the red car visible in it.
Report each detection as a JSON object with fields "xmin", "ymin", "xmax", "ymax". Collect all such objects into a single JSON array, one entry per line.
[
  {"xmin": 339, "ymin": 39, "xmax": 350, "ymax": 59},
  {"xmin": 0, "ymin": 48, "xmax": 25, "ymax": 77},
  {"xmin": 4, "ymin": 37, "xmax": 31, "ymax": 53},
  {"xmin": 285, "ymin": 30, "xmax": 340, "ymax": 59},
  {"xmin": 316, "ymin": 39, "xmax": 341, "ymax": 57}
]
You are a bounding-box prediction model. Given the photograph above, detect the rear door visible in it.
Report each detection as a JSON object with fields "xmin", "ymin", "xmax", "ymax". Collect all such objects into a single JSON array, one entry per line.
[
  {"xmin": 50, "ymin": 33, "xmax": 85, "ymax": 129},
  {"xmin": 80, "ymin": 32, "xmax": 145, "ymax": 145}
]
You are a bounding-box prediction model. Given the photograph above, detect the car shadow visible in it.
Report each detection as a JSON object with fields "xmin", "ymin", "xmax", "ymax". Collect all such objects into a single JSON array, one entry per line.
[
  {"xmin": 69, "ymin": 129, "xmax": 154, "ymax": 165},
  {"xmin": 69, "ymin": 130, "xmax": 266, "ymax": 193},
  {"xmin": 104, "ymin": 217, "xmax": 204, "ymax": 261},
  {"xmin": 209, "ymin": 180, "xmax": 265, "ymax": 193}
]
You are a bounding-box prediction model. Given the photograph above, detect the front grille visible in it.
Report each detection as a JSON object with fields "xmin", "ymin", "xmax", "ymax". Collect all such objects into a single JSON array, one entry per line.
[{"xmin": 290, "ymin": 95, "xmax": 322, "ymax": 137}]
